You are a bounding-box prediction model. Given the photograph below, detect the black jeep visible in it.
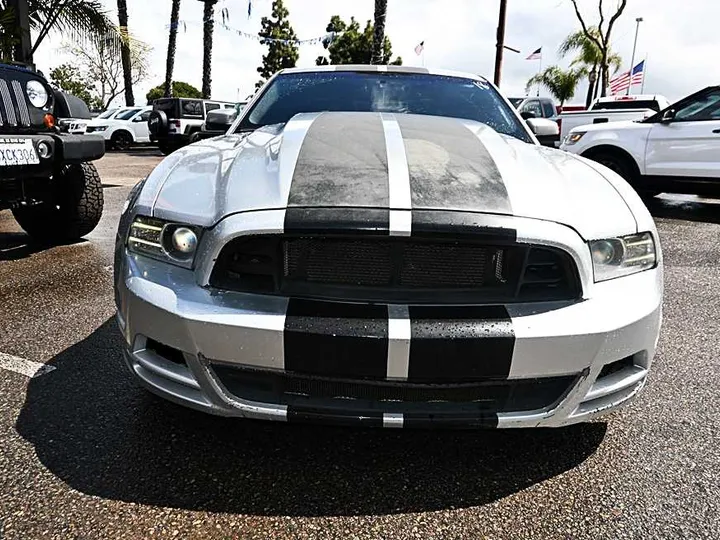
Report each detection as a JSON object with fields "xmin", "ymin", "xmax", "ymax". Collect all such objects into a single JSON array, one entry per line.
[{"xmin": 0, "ymin": 62, "xmax": 106, "ymax": 243}]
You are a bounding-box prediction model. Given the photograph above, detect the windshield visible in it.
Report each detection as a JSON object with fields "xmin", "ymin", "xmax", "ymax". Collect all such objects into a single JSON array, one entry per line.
[
  {"xmin": 508, "ymin": 98, "xmax": 524, "ymax": 108},
  {"xmin": 236, "ymin": 71, "xmax": 533, "ymax": 143},
  {"xmin": 116, "ymin": 108, "xmax": 142, "ymax": 120},
  {"xmin": 592, "ymin": 100, "xmax": 661, "ymax": 112},
  {"xmin": 96, "ymin": 109, "xmax": 118, "ymax": 119}
]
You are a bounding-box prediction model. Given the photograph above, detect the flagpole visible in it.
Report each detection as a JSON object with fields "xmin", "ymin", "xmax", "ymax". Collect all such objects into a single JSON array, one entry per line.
[
  {"xmin": 536, "ymin": 47, "xmax": 542, "ymax": 97},
  {"xmin": 641, "ymin": 54, "xmax": 648, "ymax": 93}
]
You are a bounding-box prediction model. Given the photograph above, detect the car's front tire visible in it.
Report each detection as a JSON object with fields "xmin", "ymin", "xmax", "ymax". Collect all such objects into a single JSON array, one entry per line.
[
  {"xmin": 588, "ymin": 150, "xmax": 660, "ymax": 200},
  {"xmin": 12, "ymin": 162, "xmax": 104, "ymax": 243},
  {"xmin": 111, "ymin": 130, "xmax": 133, "ymax": 151}
]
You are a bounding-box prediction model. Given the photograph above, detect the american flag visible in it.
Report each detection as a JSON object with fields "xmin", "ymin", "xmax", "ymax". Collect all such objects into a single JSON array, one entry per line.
[
  {"xmin": 609, "ymin": 60, "xmax": 645, "ymax": 95},
  {"xmin": 526, "ymin": 47, "xmax": 542, "ymax": 60}
]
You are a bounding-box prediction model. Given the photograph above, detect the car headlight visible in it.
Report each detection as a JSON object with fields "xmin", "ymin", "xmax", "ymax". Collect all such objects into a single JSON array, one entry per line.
[
  {"xmin": 563, "ymin": 131, "xmax": 586, "ymax": 145},
  {"xmin": 26, "ymin": 80, "xmax": 49, "ymax": 108},
  {"xmin": 589, "ymin": 232, "xmax": 656, "ymax": 282},
  {"xmin": 93, "ymin": 126, "xmax": 108, "ymax": 131},
  {"xmin": 126, "ymin": 215, "xmax": 203, "ymax": 268}
]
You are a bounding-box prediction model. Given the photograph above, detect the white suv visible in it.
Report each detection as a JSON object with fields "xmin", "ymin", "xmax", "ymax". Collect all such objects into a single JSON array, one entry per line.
[
  {"xmin": 560, "ymin": 85, "xmax": 720, "ymax": 199},
  {"xmin": 85, "ymin": 106, "xmax": 153, "ymax": 151}
]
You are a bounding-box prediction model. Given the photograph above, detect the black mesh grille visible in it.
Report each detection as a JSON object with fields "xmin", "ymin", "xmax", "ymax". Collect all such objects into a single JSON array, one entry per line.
[
  {"xmin": 211, "ymin": 363, "xmax": 578, "ymax": 413},
  {"xmin": 209, "ymin": 234, "xmax": 581, "ymax": 303},
  {"xmin": 283, "ymin": 237, "xmax": 497, "ymax": 289}
]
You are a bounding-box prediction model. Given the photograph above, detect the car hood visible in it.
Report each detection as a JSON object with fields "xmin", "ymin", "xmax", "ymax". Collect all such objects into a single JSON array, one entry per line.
[
  {"xmin": 570, "ymin": 119, "xmax": 654, "ymax": 134},
  {"xmin": 137, "ymin": 111, "xmax": 638, "ymax": 240}
]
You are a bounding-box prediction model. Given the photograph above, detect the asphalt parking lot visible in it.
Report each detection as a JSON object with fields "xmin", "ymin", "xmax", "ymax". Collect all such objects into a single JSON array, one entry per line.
[{"xmin": 1, "ymin": 149, "xmax": 719, "ymax": 539}]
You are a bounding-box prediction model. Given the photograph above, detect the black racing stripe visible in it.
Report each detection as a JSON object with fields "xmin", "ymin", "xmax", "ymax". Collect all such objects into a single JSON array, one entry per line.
[
  {"xmin": 287, "ymin": 111, "xmax": 389, "ymax": 208},
  {"xmin": 395, "ymin": 114, "xmax": 512, "ymax": 214},
  {"xmin": 283, "ymin": 299, "xmax": 388, "ymax": 379},
  {"xmin": 286, "ymin": 405, "xmax": 383, "ymax": 427},
  {"xmin": 283, "ymin": 207, "xmax": 389, "ymax": 235},
  {"xmin": 403, "ymin": 411, "xmax": 498, "ymax": 429},
  {"xmin": 411, "ymin": 210, "xmax": 518, "ymax": 241},
  {"xmin": 407, "ymin": 306, "xmax": 515, "ymax": 382}
]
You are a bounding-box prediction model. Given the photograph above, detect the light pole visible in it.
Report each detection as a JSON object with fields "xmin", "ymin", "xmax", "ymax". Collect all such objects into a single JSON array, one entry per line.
[
  {"xmin": 627, "ymin": 17, "xmax": 643, "ymax": 95},
  {"xmin": 493, "ymin": 0, "xmax": 508, "ymax": 86}
]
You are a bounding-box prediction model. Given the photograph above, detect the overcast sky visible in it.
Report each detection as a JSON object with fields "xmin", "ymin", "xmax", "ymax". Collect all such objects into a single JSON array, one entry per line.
[{"xmin": 33, "ymin": 0, "xmax": 719, "ymax": 107}]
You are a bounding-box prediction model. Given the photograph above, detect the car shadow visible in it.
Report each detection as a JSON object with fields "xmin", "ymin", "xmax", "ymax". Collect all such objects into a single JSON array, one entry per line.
[
  {"xmin": 0, "ymin": 232, "xmax": 87, "ymax": 261},
  {"xmin": 16, "ymin": 317, "xmax": 607, "ymax": 517},
  {"xmin": 646, "ymin": 194, "xmax": 720, "ymax": 225}
]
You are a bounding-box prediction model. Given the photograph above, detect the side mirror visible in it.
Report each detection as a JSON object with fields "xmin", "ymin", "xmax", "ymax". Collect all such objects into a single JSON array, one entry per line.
[
  {"xmin": 660, "ymin": 109, "xmax": 676, "ymax": 123},
  {"xmin": 520, "ymin": 111, "xmax": 537, "ymax": 120},
  {"xmin": 526, "ymin": 117, "xmax": 559, "ymax": 137}
]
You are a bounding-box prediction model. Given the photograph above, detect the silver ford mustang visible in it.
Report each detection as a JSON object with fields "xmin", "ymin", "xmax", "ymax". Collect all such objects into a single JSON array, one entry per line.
[{"xmin": 114, "ymin": 65, "xmax": 663, "ymax": 428}]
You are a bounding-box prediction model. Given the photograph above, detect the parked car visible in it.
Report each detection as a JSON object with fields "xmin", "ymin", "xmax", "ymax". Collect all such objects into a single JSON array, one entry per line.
[
  {"xmin": 558, "ymin": 94, "xmax": 671, "ymax": 145},
  {"xmin": 55, "ymin": 92, "xmax": 93, "ymax": 135},
  {"xmin": 114, "ymin": 65, "xmax": 662, "ymax": 430},
  {"xmin": 85, "ymin": 105, "xmax": 153, "ymax": 151},
  {"xmin": 188, "ymin": 101, "xmax": 248, "ymax": 143},
  {"xmin": 147, "ymin": 97, "xmax": 237, "ymax": 154},
  {"xmin": 508, "ymin": 96, "xmax": 559, "ymax": 147},
  {"xmin": 0, "ymin": 62, "xmax": 105, "ymax": 243},
  {"xmin": 560, "ymin": 85, "xmax": 720, "ymax": 199}
]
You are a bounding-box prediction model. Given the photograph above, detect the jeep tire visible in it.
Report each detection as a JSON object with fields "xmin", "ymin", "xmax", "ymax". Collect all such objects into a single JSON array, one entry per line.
[{"xmin": 12, "ymin": 162, "xmax": 104, "ymax": 243}]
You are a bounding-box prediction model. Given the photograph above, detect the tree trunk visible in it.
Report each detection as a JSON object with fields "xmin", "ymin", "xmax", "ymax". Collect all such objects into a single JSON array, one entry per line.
[
  {"xmin": 599, "ymin": 51, "xmax": 609, "ymax": 97},
  {"xmin": 164, "ymin": 0, "xmax": 182, "ymax": 98},
  {"xmin": 585, "ymin": 66, "xmax": 596, "ymax": 108},
  {"xmin": 201, "ymin": 0, "xmax": 217, "ymax": 99},
  {"xmin": 371, "ymin": 0, "xmax": 387, "ymax": 64},
  {"xmin": 116, "ymin": 0, "xmax": 134, "ymax": 105}
]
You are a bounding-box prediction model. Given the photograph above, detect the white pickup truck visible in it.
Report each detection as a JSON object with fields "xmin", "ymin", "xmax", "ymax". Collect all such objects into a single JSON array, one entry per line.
[
  {"xmin": 558, "ymin": 94, "xmax": 671, "ymax": 145},
  {"xmin": 560, "ymin": 85, "xmax": 720, "ymax": 199}
]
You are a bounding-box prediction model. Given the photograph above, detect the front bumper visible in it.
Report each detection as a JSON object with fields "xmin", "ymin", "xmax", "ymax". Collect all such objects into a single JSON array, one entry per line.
[
  {"xmin": 114, "ymin": 213, "xmax": 663, "ymax": 429},
  {"xmin": 0, "ymin": 133, "xmax": 105, "ymax": 182}
]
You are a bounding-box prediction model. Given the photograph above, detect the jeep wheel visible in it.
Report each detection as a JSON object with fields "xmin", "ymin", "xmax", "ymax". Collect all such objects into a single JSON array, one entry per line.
[
  {"xmin": 111, "ymin": 130, "xmax": 133, "ymax": 151},
  {"xmin": 158, "ymin": 142, "xmax": 175, "ymax": 155},
  {"xmin": 12, "ymin": 162, "xmax": 104, "ymax": 243}
]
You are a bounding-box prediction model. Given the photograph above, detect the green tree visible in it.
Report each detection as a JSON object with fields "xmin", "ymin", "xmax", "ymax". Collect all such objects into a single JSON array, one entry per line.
[
  {"xmin": 0, "ymin": 7, "xmax": 16, "ymax": 61},
  {"xmin": 316, "ymin": 15, "xmax": 401, "ymax": 66},
  {"xmin": 256, "ymin": 0, "xmax": 299, "ymax": 90},
  {"xmin": 558, "ymin": 27, "xmax": 622, "ymax": 107},
  {"xmin": 48, "ymin": 63, "xmax": 99, "ymax": 108},
  {"xmin": 569, "ymin": 0, "xmax": 628, "ymax": 97},
  {"xmin": 370, "ymin": 0, "xmax": 387, "ymax": 65},
  {"xmin": 525, "ymin": 66, "xmax": 581, "ymax": 106},
  {"xmin": 116, "ymin": 0, "xmax": 134, "ymax": 105},
  {"xmin": 0, "ymin": 0, "xmax": 121, "ymax": 61},
  {"xmin": 146, "ymin": 81, "xmax": 203, "ymax": 103},
  {"xmin": 164, "ymin": 0, "xmax": 182, "ymax": 97}
]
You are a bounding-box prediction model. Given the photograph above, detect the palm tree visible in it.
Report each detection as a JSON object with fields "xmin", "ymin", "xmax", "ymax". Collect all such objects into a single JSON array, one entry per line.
[
  {"xmin": 164, "ymin": 0, "xmax": 182, "ymax": 98},
  {"xmin": 525, "ymin": 66, "xmax": 581, "ymax": 106},
  {"xmin": 199, "ymin": 0, "xmax": 219, "ymax": 99},
  {"xmin": 558, "ymin": 27, "xmax": 622, "ymax": 106},
  {"xmin": 371, "ymin": 0, "xmax": 387, "ymax": 65},
  {"xmin": 0, "ymin": 0, "xmax": 119, "ymax": 60},
  {"xmin": 116, "ymin": 0, "xmax": 134, "ymax": 105}
]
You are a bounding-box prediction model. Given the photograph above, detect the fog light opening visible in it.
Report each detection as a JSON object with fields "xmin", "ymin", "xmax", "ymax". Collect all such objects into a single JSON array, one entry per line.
[{"xmin": 37, "ymin": 141, "xmax": 52, "ymax": 159}]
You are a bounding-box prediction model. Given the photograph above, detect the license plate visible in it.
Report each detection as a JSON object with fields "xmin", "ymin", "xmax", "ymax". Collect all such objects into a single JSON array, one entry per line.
[{"xmin": 0, "ymin": 138, "xmax": 40, "ymax": 166}]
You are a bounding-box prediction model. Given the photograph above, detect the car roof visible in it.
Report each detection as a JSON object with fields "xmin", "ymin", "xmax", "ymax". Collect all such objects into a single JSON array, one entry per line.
[{"xmin": 278, "ymin": 64, "xmax": 489, "ymax": 83}]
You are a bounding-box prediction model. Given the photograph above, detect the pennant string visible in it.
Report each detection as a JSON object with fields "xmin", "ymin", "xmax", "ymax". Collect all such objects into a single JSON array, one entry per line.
[{"xmin": 170, "ymin": 18, "xmax": 339, "ymax": 46}]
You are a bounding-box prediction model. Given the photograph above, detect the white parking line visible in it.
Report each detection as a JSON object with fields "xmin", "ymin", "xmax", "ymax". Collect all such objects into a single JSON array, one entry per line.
[{"xmin": 0, "ymin": 352, "xmax": 56, "ymax": 378}]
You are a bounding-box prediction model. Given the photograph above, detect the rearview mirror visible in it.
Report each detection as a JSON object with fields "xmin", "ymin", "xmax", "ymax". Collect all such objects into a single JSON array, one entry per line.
[
  {"xmin": 520, "ymin": 111, "xmax": 537, "ymax": 120},
  {"xmin": 526, "ymin": 117, "xmax": 559, "ymax": 137}
]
